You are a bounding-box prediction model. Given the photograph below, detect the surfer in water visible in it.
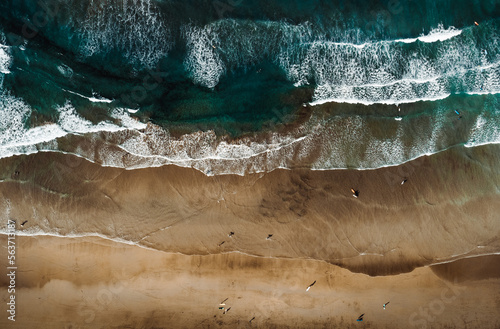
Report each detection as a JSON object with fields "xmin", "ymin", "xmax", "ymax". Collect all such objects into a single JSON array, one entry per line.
[{"xmin": 306, "ymin": 280, "xmax": 316, "ymax": 291}]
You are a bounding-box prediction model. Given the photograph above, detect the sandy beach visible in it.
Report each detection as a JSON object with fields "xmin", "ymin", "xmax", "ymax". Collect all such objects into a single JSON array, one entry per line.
[
  {"xmin": 0, "ymin": 143, "xmax": 499, "ymax": 328},
  {"xmin": 0, "ymin": 235, "xmax": 499, "ymax": 329},
  {"xmin": 1, "ymin": 1, "xmax": 499, "ymax": 327}
]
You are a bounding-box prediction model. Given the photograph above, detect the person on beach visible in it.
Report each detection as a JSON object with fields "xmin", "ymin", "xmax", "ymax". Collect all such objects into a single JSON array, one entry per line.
[
  {"xmin": 218, "ymin": 241, "xmax": 225, "ymax": 247},
  {"xmin": 306, "ymin": 280, "xmax": 317, "ymax": 291},
  {"xmin": 229, "ymin": 232, "xmax": 234, "ymax": 237},
  {"xmin": 351, "ymin": 188, "xmax": 359, "ymax": 198},
  {"xmin": 401, "ymin": 178, "xmax": 407, "ymax": 185},
  {"xmin": 383, "ymin": 301, "xmax": 390, "ymax": 309},
  {"xmin": 267, "ymin": 234, "xmax": 273, "ymax": 240},
  {"xmin": 223, "ymin": 307, "xmax": 231, "ymax": 314},
  {"xmin": 357, "ymin": 314, "xmax": 364, "ymax": 322}
]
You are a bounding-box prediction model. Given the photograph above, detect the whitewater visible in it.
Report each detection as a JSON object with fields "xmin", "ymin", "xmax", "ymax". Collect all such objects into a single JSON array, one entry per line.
[{"xmin": 0, "ymin": 19, "xmax": 499, "ymax": 175}]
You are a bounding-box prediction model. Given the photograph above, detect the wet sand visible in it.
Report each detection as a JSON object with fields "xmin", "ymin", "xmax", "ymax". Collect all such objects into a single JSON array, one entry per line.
[
  {"xmin": 0, "ymin": 235, "xmax": 499, "ymax": 329},
  {"xmin": 0, "ymin": 143, "xmax": 500, "ymax": 327}
]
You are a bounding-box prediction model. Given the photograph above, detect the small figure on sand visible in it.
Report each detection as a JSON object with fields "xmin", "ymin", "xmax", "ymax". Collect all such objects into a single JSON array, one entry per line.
[
  {"xmin": 351, "ymin": 188, "xmax": 359, "ymax": 198},
  {"xmin": 218, "ymin": 241, "xmax": 225, "ymax": 247},
  {"xmin": 21, "ymin": 220, "xmax": 28, "ymax": 226},
  {"xmin": 401, "ymin": 178, "xmax": 407, "ymax": 185},
  {"xmin": 395, "ymin": 106, "xmax": 402, "ymax": 121},
  {"xmin": 229, "ymin": 232, "xmax": 234, "ymax": 237},
  {"xmin": 306, "ymin": 280, "xmax": 316, "ymax": 292},
  {"xmin": 223, "ymin": 307, "xmax": 231, "ymax": 314},
  {"xmin": 266, "ymin": 234, "xmax": 273, "ymax": 240},
  {"xmin": 383, "ymin": 301, "xmax": 390, "ymax": 309},
  {"xmin": 221, "ymin": 298, "xmax": 228, "ymax": 304},
  {"xmin": 249, "ymin": 317, "xmax": 255, "ymax": 323},
  {"xmin": 357, "ymin": 314, "xmax": 364, "ymax": 322}
]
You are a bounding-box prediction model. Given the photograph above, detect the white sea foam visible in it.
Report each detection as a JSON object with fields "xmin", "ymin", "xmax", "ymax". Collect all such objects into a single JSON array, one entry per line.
[
  {"xmin": 0, "ymin": 93, "xmax": 62, "ymax": 158},
  {"xmin": 110, "ymin": 108, "xmax": 147, "ymax": 130},
  {"xmin": 2, "ymin": 90, "xmax": 497, "ymax": 177},
  {"xmin": 0, "ymin": 92, "xmax": 147, "ymax": 160},
  {"xmin": 75, "ymin": 0, "xmax": 173, "ymax": 69},
  {"xmin": 0, "ymin": 92, "xmax": 34, "ymax": 146},
  {"xmin": 57, "ymin": 102, "xmax": 146, "ymax": 133},
  {"xmin": 0, "ymin": 230, "xmax": 158, "ymax": 252},
  {"xmin": 57, "ymin": 64, "xmax": 73, "ymax": 78},
  {"xmin": 32, "ymin": 92, "xmax": 494, "ymax": 177},
  {"xmin": 1, "ymin": 20, "xmax": 499, "ymax": 176},
  {"xmin": 0, "ymin": 45, "xmax": 11, "ymax": 74},
  {"xmin": 309, "ymin": 60, "xmax": 500, "ymax": 106},
  {"xmin": 309, "ymin": 93, "xmax": 451, "ymax": 106},
  {"xmin": 466, "ymin": 110, "xmax": 500, "ymax": 148},
  {"xmin": 182, "ymin": 25, "xmax": 226, "ymax": 88},
  {"xmin": 58, "ymin": 102, "xmax": 119, "ymax": 133},
  {"xmin": 181, "ymin": 19, "xmax": 497, "ymax": 106},
  {"xmin": 63, "ymin": 89, "xmax": 113, "ymax": 103},
  {"xmin": 395, "ymin": 25, "xmax": 462, "ymax": 43}
]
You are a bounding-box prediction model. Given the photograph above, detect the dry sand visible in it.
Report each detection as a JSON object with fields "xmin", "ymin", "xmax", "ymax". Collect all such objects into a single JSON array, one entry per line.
[
  {"xmin": 0, "ymin": 143, "xmax": 500, "ymax": 328},
  {"xmin": 0, "ymin": 235, "xmax": 499, "ymax": 329}
]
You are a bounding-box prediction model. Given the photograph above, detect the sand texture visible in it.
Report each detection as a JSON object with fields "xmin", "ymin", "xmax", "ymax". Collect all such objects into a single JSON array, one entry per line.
[{"xmin": 1, "ymin": 143, "xmax": 500, "ymax": 328}]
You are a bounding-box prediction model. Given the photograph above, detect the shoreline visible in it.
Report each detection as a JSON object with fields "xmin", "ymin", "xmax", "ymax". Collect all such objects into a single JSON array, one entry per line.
[
  {"xmin": 2, "ymin": 92, "xmax": 500, "ymax": 177},
  {"xmin": 0, "ymin": 234, "xmax": 499, "ymax": 328},
  {"xmin": 2, "ymin": 230, "xmax": 500, "ymax": 272},
  {"xmin": 0, "ymin": 143, "xmax": 499, "ymax": 276}
]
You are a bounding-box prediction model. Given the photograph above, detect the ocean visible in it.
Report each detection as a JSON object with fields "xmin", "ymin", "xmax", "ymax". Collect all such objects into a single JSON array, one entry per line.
[{"xmin": 0, "ymin": 0, "xmax": 499, "ymax": 175}]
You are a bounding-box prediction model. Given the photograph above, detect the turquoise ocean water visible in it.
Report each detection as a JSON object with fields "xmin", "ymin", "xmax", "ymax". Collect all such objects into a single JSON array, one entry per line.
[{"xmin": 0, "ymin": 0, "xmax": 499, "ymax": 174}]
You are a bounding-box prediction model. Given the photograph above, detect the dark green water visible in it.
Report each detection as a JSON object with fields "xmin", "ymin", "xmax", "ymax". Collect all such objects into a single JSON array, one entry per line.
[{"xmin": 0, "ymin": 0, "xmax": 499, "ymax": 172}]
